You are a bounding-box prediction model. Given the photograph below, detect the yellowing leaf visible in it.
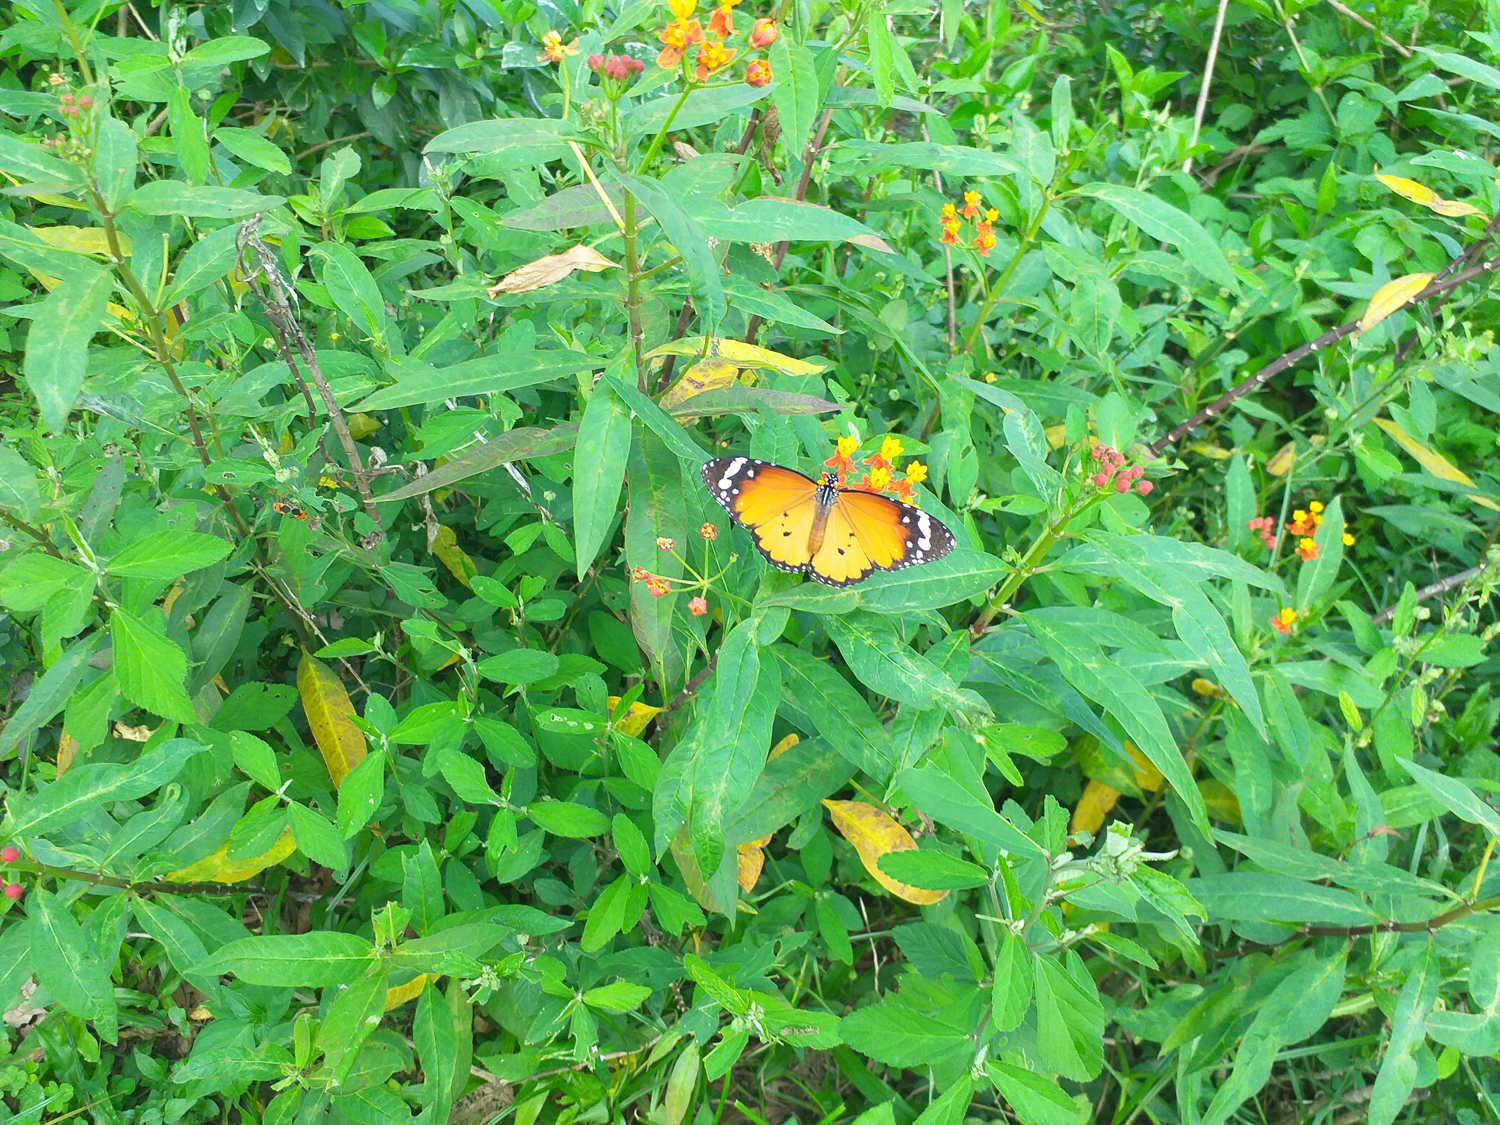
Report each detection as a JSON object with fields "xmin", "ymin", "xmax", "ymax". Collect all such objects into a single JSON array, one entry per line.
[
  {"xmin": 736, "ymin": 834, "xmax": 772, "ymax": 892},
  {"xmin": 384, "ymin": 973, "xmax": 432, "ymax": 1011},
  {"xmin": 1043, "ymin": 424, "xmax": 1067, "ymax": 450},
  {"xmin": 297, "ymin": 651, "xmax": 368, "ymax": 787},
  {"xmin": 660, "ymin": 358, "xmax": 742, "ymax": 410},
  {"xmin": 608, "ymin": 697, "xmax": 665, "ymax": 738},
  {"xmin": 1186, "ymin": 442, "xmax": 1233, "ymax": 461},
  {"xmin": 768, "ymin": 733, "xmax": 799, "ymax": 761},
  {"xmin": 1265, "ymin": 441, "xmax": 1297, "ymax": 477},
  {"xmin": 167, "ymin": 826, "xmax": 295, "ymax": 883},
  {"xmin": 430, "ymin": 524, "xmax": 476, "ymax": 589},
  {"xmin": 1358, "ymin": 273, "xmax": 1435, "ymax": 332},
  {"xmin": 347, "ymin": 413, "xmax": 380, "ymax": 440},
  {"xmin": 30, "ymin": 225, "xmax": 128, "ymax": 256},
  {"xmin": 1372, "ymin": 416, "xmax": 1476, "ymax": 487},
  {"xmin": 1071, "ymin": 779, "xmax": 1121, "ymax": 835},
  {"xmin": 645, "ymin": 336, "xmax": 827, "ymax": 377},
  {"xmin": 56, "ymin": 730, "xmax": 79, "ymax": 777},
  {"xmin": 1375, "ymin": 171, "xmax": 1486, "ymax": 218},
  {"xmin": 1198, "ymin": 779, "xmax": 1242, "ymax": 826},
  {"xmin": 822, "ymin": 799, "xmax": 947, "ymax": 906},
  {"xmin": 1124, "ymin": 741, "xmax": 1164, "ymax": 793},
  {"xmin": 486, "ymin": 244, "xmax": 618, "ymax": 296}
]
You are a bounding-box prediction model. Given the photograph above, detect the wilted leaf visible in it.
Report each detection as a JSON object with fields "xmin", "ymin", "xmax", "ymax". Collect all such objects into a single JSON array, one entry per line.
[
  {"xmin": 736, "ymin": 834, "xmax": 772, "ymax": 892},
  {"xmin": 347, "ymin": 412, "xmax": 380, "ymax": 439},
  {"xmin": 1265, "ymin": 441, "xmax": 1296, "ymax": 477},
  {"xmin": 1071, "ymin": 779, "xmax": 1121, "ymax": 835},
  {"xmin": 608, "ymin": 697, "xmax": 665, "ymax": 737},
  {"xmin": 1373, "ymin": 416, "xmax": 1476, "ymax": 486},
  {"xmin": 645, "ymin": 336, "xmax": 828, "ymax": 376},
  {"xmin": 486, "ymin": 244, "xmax": 618, "ymax": 296},
  {"xmin": 768, "ymin": 733, "xmax": 799, "ymax": 760},
  {"xmin": 385, "ymin": 972, "xmax": 433, "ymax": 1011},
  {"xmin": 430, "ymin": 524, "xmax": 476, "ymax": 588},
  {"xmin": 167, "ymin": 826, "xmax": 295, "ymax": 883},
  {"xmin": 297, "ymin": 651, "xmax": 368, "ymax": 787},
  {"xmin": 1358, "ymin": 273, "xmax": 1435, "ymax": 331},
  {"xmin": 1375, "ymin": 171, "xmax": 1486, "ymax": 218},
  {"xmin": 661, "ymin": 358, "xmax": 743, "ymax": 410},
  {"xmin": 822, "ymin": 799, "xmax": 947, "ymax": 906}
]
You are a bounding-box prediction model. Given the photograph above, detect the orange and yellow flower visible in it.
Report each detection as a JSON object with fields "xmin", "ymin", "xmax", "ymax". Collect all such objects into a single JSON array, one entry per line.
[
  {"xmin": 745, "ymin": 58, "xmax": 772, "ymax": 87},
  {"xmin": 973, "ymin": 221, "xmax": 996, "ymax": 257},
  {"xmin": 1271, "ymin": 607, "xmax": 1298, "ymax": 634},
  {"xmin": 657, "ymin": 17, "xmax": 703, "ymax": 68},
  {"xmin": 694, "ymin": 38, "xmax": 735, "ymax": 80},
  {"xmin": 959, "ymin": 190, "xmax": 981, "ymax": 220},
  {"xmin": 539, "ymin": 30, "xmax": 579, "ymax": 63}
]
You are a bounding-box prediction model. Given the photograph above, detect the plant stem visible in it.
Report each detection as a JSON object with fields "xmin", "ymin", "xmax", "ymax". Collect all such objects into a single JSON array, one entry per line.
[
  {"xmin": 968, "ymin": 520, "xmax": 1062, "ymax": 637},
  {"xmin": 961, "ymin": 194, "xmax": 1051, "ymax": 356},
  {"xmin": 2, "ymin": 512, "xmax": 63, "ymax": 557},
  {"xmin": 622, "ymin": 189, "xmax": 647, "ymax": 386},
  {"xmin": 636, "ymin": 85, "xmax": 694, "ymax": 175}
]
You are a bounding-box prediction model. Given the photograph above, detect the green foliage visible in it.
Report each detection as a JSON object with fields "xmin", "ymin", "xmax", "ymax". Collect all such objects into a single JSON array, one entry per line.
[{"xmin": 4, "ymin": 0, "xmax": 1500, "ymax": 1123}]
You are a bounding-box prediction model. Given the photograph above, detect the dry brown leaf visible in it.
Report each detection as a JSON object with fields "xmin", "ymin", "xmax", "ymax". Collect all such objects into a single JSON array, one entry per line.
[
  {"xmin": 822, "ymin": 799, "xmax": 947, "ymax": 906},
  {"xmin": 114, "ymin": 722, "xmax": 153, "ymax": 743},
  {"xmin": 487, "ymin": 244, "xmax": 618, "ymax": 296}
]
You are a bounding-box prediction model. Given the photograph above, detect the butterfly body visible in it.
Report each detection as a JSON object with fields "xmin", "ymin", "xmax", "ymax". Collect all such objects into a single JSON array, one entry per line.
[{"xmin": 702, "ymin": 456, "xmax": 955, "ymax": 587}]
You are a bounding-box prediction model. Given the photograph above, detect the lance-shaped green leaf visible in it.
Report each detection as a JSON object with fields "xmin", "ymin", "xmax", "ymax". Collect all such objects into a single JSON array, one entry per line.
[
  {"xmin": 106, "ymin": 530, "xmax": 231, "ymax": 580},
  {"xmin": 1369, "ymin": 943, "xmax": 1439, "ymax": 1125},
  {"xmin": 111, "ymin": 607, "xmax": 196, "ymax": 724},
  {"xmin": 614, "ymin": 172, "xmax": 724, "ymax": 334},
  {"xmin": 29, "ymin": 889, "xmax": 118, "ymax": 1042},
  {"xmin": 0, "ymin": 631, "xmax": 100, "ymax": 760},
  {"xmin": 824, "ymin": 611, "xmax": 963, "ymax": 711},
  {"xmin": 896, "ymin": 764, "xmax": 1047, "ymax": 860},
  {"xmin": 10, "ymin": 738, "xmax": 193, "ymax": 836},
  {"xmin": 24, "ymin": 266, "xmax": 113, "ymax": 433},
  {"xmin": 775, "ymin": 645, "xmax": 894, "ymax": 782},
  {"xmin": 376, "ymin": 423, "xmax": 579, "ymax": 500},
  {"xmin": 573, "ymin": 369, "xmax": 634, "ymax": 578},
  {"xmin": 197, "ymin": 932, "xmax": 375, "ymax": 987},
  {"xmin": 1073, "ymin": 182, "xmax": 1238, "ymax": 292}
]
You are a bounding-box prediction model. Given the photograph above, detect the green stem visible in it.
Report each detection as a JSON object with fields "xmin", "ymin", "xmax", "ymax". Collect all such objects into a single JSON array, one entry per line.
[
  {"xmin": 636, "ymin": 85, "xmax": 695, "ymax": 175},
  {"xmin": 969, "ymin": 522, "xmax": 1062, "ymax": 637},
  {"xmin": 51, "ymin": 0, "xmax": 95, "ymax": 85},
  {"xmin": 622, "ymin": 190, "xmax": 647, "ymax": 385},
  {"xmin": 9, "ymin": 860, "xmax": 258, "ymax": 897},
  {"xmin": 961, "ymin": 194, "xmax": 1052, "ymax": 356}
]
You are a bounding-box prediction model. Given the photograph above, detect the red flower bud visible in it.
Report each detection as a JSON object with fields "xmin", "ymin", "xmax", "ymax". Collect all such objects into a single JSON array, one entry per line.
[
  {"xmin": 3, "ymin": 883, "xmax": 21, "ymax": 900},
  {"xmin": 745, "ymin": 58, "xmax": 772, "ymax": 88},
  {"xmin": 1091, "ymin": 472, "xmax": 1108, "ymax": 488},
  {"xmin": 605, "ymin": 55, "xmax": 628, "ymax": 80},
  {"xmin": 1115, "ymin": 477, "xmax": 1130, "ymax": 493},
  {"xmin": 749, "ymin": 18, "xmax": 779, "ymax": 48},
  {"xmin": 1136, "ymin": 480, "xmax": 1153, "ymax": 495},
  {"xmin": 628, "ymin": 57, "xmax": 644, "ymax": 74},
  {"xmin": 588, "ymin": 53, "xmax": 605, "ymax": 71},
  {"xmin": 0, "ymin": 847, "xmax": 17, "ymax": 863},
  {"xmin": 77, "ymin": 95, "xmax": 93, "ymax": 109}
]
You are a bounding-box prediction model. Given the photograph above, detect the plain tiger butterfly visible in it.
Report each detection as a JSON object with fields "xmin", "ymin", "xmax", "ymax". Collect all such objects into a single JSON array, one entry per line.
[{"xmin": 701, "ymin": 456, "xmax": 956, "ymax": 587}]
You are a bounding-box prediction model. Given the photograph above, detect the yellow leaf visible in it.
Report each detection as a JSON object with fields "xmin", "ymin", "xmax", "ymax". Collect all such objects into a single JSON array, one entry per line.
[
  {"xmin": 297, "ymin": 651, "xmax": 368, "ymax": 787},
  {"xmin": 56, "ymin": 730, "xmax": 79, "ymax": 777},
  {"xmin": 430, "ymin": 524, "xmax": 476, "ymax": 589},
  {"xmin": 347, "ymin": 413, "xmax": 380, "ymax": 440},
  {"xmin": 670, "ymin": 824, "xmax": 726, "ymax": 914},
  {"xmin": 1043, "ymin": 424, "xmax": 1067, "ymax": 450},
  {"xmin": 822, "ymin": 799, "xmax": 947, "ymax": 906},
  {"xmin": 1265, "ymin": 441, "xmax": 1297, "ymax": 477},
  {"xmin": 645, "ymin": 336, "xmax": 827, "ymax": 377},
  {"xmin": 660, "ymin": 358, "xmax": 742, "ymax": 410},
  {"xmin": 736, "ymin": 834, "xmax": 772, "ymax": 893},
  {"xmin": 1375, "ymin": 171, "xmax": 1486, "ymax": 218},
  {"xmin": 1372, "ymin": 416, "xmax": 1476, "ymax": 487},
  {"xmin": 27, "ymin": 193, "xmax": 88, "ymax": 210},
  {"xmin": 168, "ymin": 826, "xmax": 296, "ymax": 883},
  {"xmin": 1186, "ymin": 442, "xmax": 1233, "ymax": 461},
  {"xmin": 768, "ymin": 733, "xmax": 799, "ymax": 760},
  {"xmin": 486, "ymin": 244, "xmax": 618, "ymax": 296},
  {"xmin": 1071, "ymin": 779, "xmax": 1121, "ymax": 835},
  {"xmin": 1198, "ymin": 779, "xmax": 1242, "ymax": 826},
  {"xmin": 384, "ymin": 973, "xmax": 432, "ymax": 1011},
  {"xmin": 1124, "ymin": 742, "xmax": 1165, "ymax": 793},
  {"xmin": 608, "ymin": 697, "xmax": 665, "ymax": 738},
  {"xmin": 29, "ymin": 225, "xmax": 127, "ymax": 256},
  {"xmin": 1358, "ymin": 273, "xmax": 1435, "ymax": 332}
]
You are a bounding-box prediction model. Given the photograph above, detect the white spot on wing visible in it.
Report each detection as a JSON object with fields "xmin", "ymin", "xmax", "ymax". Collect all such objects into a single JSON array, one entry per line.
[{"xmin": 718, "ymin": 457, "xmax": 746, "ymax": 492}]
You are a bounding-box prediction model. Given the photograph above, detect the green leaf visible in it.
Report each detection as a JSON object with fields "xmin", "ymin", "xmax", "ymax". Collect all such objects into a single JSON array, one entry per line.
[
  {"xmin": 769, "ymin": 38, "xmax": 819, "ymax": 156},
  {"xmin": 107, "ymin": 529, "xmax": 232, "ymax": 580},
  {"xmin": 987, "ymin": 1063, "xmax": 1078, "ymax": 1125},
  {"xmin": 10, "ymin": 738, "xmax": 192, "ymax": 836},
  {"xmin": 853, "ymin": 141, "xmax": 1022, "ymax": 179},
  {"xmin": 288, "ymin": 801, "xmax": 348, "ymax": 870},
  {"xmin": 527, "ymin": 800, "xmax": 610, "ymax": 837},
  {"xmin": 1369, "ymin": 943, "xmax": 1439, "ymax": 1125},
  {"xmin": 1073, "ymin": 182, "xmax": 1238, "ymax": 292},
  {"xmin": 607, "ymin": 374, "xmax": 711, "ymax": 464},
  {"xmin": 0, "ymin": 133, "xmax": 81, "ymax": 185},
  {"xmin": 424, "ymin": 117, "xmax": 583, "ymax": 155},
  {"xmin": 1419, "ymin": 48, "xmax": 1500, "ymax": 91},
  {"xmin": 1023, "ymin": 613, "xmax": 1210, "ymax": 833},
  {"xmin": 197, "ymin": 932, "xmax": 374, "ymax": 987},
  {"xmin": 991, "ymin": 933, "xmax": 1032, "ymax": 1031},
  {"xmin": 1032, "ymin": 954, "xmax": 1103, "ymax": 1081},
  {"xmin": 130, "ymin": 893, "xmax": 219, "ymax": 997},
  {"xmin": 824, "ymin": 611, "xmax": 962, "ymax": 711},
  {"xmin": 313, "ymin": 241, "xmax": 388, "ymax": 342},
  {"xmin": 111, "ymin": 607, "xmax": 196, "ymax": 724},
  {"xmin": 1418, "ymin": 633, "xmax": 1488, "ymax": 667},
  {"xmin": 1396, "ymin": 758, "xmax": 1500, "ymax": 835},
  {"xmin": 161, "ymin": 223, "xmax": 243, "ymax": 305},
  {"xmin": 896, "ymin": 764, "xmax": 1048, "ymax": 860},
  {"xmin": 436, "ymin": 747, "xmax": 502, "ymax": 806},
  {"xmin": 414, "ymin": 981, "xmax": 457, "ymax": 1117},
  {"xmin": 317, "ymin": 963, "xmax": 389, "ymax": 1085},
  {"xmin": 0, "ymin": 632, "xmax": 100, "ymax": 760},
  {"xmin": 126, "ymin": 181, "xmax": 285, "ymax": 218},
  {"xmin": 23, "ymin": 265, "xmax": 113, "ymax": 432},
  {"xmin": 626, "ymin": 431, "xmax": 689, "ymax": 690},
  {"xmin": 358, "ymin": 353, "xmax": 603, "ymax": 411},
  {"xmin": 29, "ymin": 889, "xmax": 118, "ymax": 1042},
  {"xmin": 181, "ymin": 35, "xmax": 271, "ymax": 66},
  {"xmin": 697, "ymin": 198, "xmax": 885, "ymax": 247},
  {"xmin": 374, "ymin": 422, "xmax": 580, "ymax": 496},
  {"xmin": 866, "ymin": 12, "xmax": 896, "ymax": 106},
  {"xmin": 1188, "ymin": 872, "xmax": 1381, "ymax": 924},
  {"xmin": 876, "ymin": 850, "xmax": 989, "ymax": 890},
  {"xmin": 912, "ymin": 1075, "xmax": 973, "ymax": 1125},
  {"xmin": 582, "ymin": 980, "xmax": 653, "ymax": 1012},
  {"xmin": 775, "ymin": 645, "xmax": 894, "ymax": 782},
  {"xmin": 477, "ymin": 648, "xmax": 561, "ymax": 686},
  {"xmin": 573, "ymin": 372, "xmax": 634, "ymax": 579},
  {"xmin": 614, "ymin": 172, "xmax": 724, "ymax": 334},
  {"xmin": 0, "ymin": 446, "xmax": 41, "ymax": 520},
  {"xmin": 336, "ymin": 750, "xmax": 386, "ymax": 839},
  {"xmin": 231, "ymin": 731, "xmax": 281, "ymax": 791},
  {"xmin": 212, "ymin": 128, "xmax": 292, "ymax": 175},
  {"xmin": 840, "ymin": 998, "xmax": 971, "ymax": 1068},
  {"xmin": 1295, "ymin": 495, "xmax": 1345, "ymax": 608}
]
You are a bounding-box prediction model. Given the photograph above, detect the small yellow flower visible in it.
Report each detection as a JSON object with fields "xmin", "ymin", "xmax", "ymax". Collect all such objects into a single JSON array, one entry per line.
[
  {"xmin": 984, "ymin": 208, "xmax": 998, "ymax": 222},
  {"xmin": 867, "ymin": 464, "xmax": 893, "ymax": 492},
  {"xmin": 835, "ymin": 435, "xmax": 859, "ymax": 459},
  {"xmin": 959, "ymin": 190, "xmax": 980, "ymax": 219},
  {"xmin": 1292, "ymin": 509, "xmax": 1308, "ymax": 524},
  {"xmin": 880, "ymin": 436, "xmax": 903, "ymax": 461},
  {"xmin": 1308, "ymin": 500, "xmax": 1324, "ymax": 513},
  {"xmin": 904, "ymin": 461, "xmax": 928, "ymax": 485},
  {"xmin": 539, "ymin": 30, "xmax": 579, "ymax": 63},
  {"xmin": 1343, "ymin": 532, "xmax": 1355, "ymax": 546}
]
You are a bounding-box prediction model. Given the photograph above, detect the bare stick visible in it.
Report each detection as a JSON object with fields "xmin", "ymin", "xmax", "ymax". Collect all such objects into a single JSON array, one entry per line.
[
  {"xmin": 237, "ymin": 216, "xmax": 387, "ymax": 546},
  {"xmin": 1371, "ymin": 566, "xmax": 1485, "ymax": 625},
  {"xmin": 1324, "ymin": 0, "xmax": 1411, "ymax": 57},
  {"xmin": 1184, "ymin": 0, "xmax": 1232, "ymax": 175},
  {"xmin": 922, "ymin": 119, "xmax": 958, "ymax": 351}
]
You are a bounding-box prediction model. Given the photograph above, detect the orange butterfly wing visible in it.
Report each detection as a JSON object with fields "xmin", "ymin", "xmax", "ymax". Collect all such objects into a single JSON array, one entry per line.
[
  {"xmin": 701, "ymin": 457, "xmax": 820, "ymax": 571},
  {"xmin": 810, "ymin": 489, "xmax": 955, "ymax": 586}
]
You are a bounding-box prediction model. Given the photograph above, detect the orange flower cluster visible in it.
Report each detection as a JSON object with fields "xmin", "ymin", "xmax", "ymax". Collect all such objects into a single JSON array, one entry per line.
[
  {"xmin": 1251, "ymin": 500, "xmax": 1354, "ymax": 562},
  {"xmin": 656, "ymin": 0, "xmax": 777, "ymax": 87},
  {"xmin": 824, "ymin": 436, "xmax": 928, "ymax": 502},
  {"xmin": 939, "ymin": 190, "xmax": 1000, "ymax": 257}
]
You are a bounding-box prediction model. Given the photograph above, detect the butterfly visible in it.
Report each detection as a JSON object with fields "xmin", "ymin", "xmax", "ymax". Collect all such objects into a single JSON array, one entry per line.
[
  {"xmin": 701, "ymin": 456, "xmax": 956, "ymax": 587},
  {"xmin": 272, "ymin": 500, "xmax": 309, "ymax": 521}
]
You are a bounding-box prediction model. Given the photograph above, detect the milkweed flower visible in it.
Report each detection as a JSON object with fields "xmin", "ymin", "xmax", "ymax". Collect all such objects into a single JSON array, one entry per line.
[
  {"xmin": 539, "ymin": 30, "xmax": 579, "ymax": 63},
  {"xmin": 866, "ymin": 464, "xmax": 893, "ymax": 493},
  {"xmin": 904, "ymin": 461, "xmax": 927, "ymax": 485},
  {"xmin": 1272, "ymin": 607, "xmax": 1298, "ymax": 634},
  {"xmin": 973, "ymin": 220, "xmax": 996, "ymax": 257},
  {"xmin": 657, "ymin": 537, "xmax": 676, "ymax": 551},
  {"xmin": 657, "ymin": 18, "xmax": 703, "ymax": 67},
  {"xmin": 880, "ymin": 436, "xmax": 904, "ymax": 462},
  {"xmin": 745, "ymin": 58, "xmax": 772, "ymax": 87},
  {"xmin": 632, "ymin": 566, "xmax": 650, "ymax": 581},
  {"xmin": 749, "ymin": 17, "xmax": 778, "ymax": 47},
  {"xmin": 646, "ymin": 576, "xmax": 672, "ymax": 597},
  {"xmin": 689, "ymin": 596, "xmax": 708, "ymax": 616},
  {"xmin": 694, "ymin": 38, "xmax": 735, "ymax": 80},
  {"xmin": 1295, "ymin": 537, "xmax": 1320, "ymax": 562},
  {"xmin": 959, "ymin": 190, "xmax": 981, "ymax": 220}
]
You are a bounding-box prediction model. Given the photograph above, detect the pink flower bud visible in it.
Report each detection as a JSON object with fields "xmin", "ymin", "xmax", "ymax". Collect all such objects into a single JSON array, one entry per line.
[
  {"xmin": 689, "ymin": 596, "xmax": 708, "ymax": 617},
  {"xmin": 1115, "ymin": 477, "xmax": 1130, "ymax": 493},
  {"xmin": 628, "ymin": 57, "xmax": 644, "ymax": 74},
  {"xmin": 0, "ymin": 847, "xmax": 17, "ymax": 863},
  {"xmin": 1136, "ymin": 480, "xmax": 1153, "ymax": 495},
  {"xmin": 3, "ymin": 883, "xmax": 21, "ymax": 900},
  {"xmin": 1092, "ymin": 473, "xmax": 1108, "ymax": 488},
  {"xmin": 749, "ymin": 18, "xmax": 779, "ymax": 48},
  {"xmin": 588, "ymin": 53, "xmax": 605, "ymax": 71},
  {"xmin": 605, "ymin": 55, "xmax": 628, "ymax": 80},
  {"xmin": 77, "ymin": 95, "xmax": 93, "ymax": 109}
]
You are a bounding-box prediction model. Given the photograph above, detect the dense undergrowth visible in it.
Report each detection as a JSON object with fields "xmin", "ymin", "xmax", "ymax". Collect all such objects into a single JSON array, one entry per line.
[{"xmin": 4, "ymin": 0, "xmax": 1500, "ymax": 1123}]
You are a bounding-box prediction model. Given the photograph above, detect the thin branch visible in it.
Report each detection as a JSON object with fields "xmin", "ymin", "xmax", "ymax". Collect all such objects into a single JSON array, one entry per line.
[
  {"xmin": 1324, "ymin": 0, "xmax": 1411, "ymax": 57},
  {"xmin": 922, "ymin": 119, "xmax": 958, "ymax": 351},
  {"xmin": 294, "ymin": 132, "xmax": 373, "ymax": 162},
  {"xmin": 1183, "ymin": 0, "xmax": 1231, "ymax": 175},
  {"xmin": 1371, "ymin": 566, "xmax": 1485, "ymax": 625},
  {"xmin": 1149, "ymin": 251, "xmax": 1500, "ymax": 456}
]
